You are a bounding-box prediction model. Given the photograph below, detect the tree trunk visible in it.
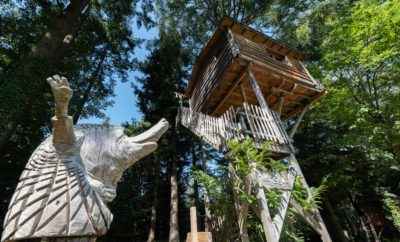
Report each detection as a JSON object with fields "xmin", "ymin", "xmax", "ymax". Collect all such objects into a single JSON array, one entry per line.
[
  {"xmin": 324, "ymin": 199, "xmax": 349, "ymax": 242},
  {"xmin": 0, "ymin": 0, "xmax": 90, "ymax": 152},
  {"xmin": 32, "ymin": 0, "xmax": 90, "ymax": 62},
  {"xmin": 169, "ymin": 159, "xmax": 179, "ymax": 242},
  {"xmin": 191, "ymin": 145, "xmax": 200, "ymax": 209},
  {"xmin": 0, "ymin": 121, "xmax": 18, "ymax": 157},
  {"xmin": 228, "ymin": 164, "xmax": 251, "ymax": 242},
  {"xmin": 200, "ymin": 143, "xmax": 211, "ymax": 232},
  {"xmin": 348, "ymin": 194, "xmax": 379, "ymax": 242},
  {"xmin": 147, "ymin": 159, "xmax": 159, "ymax": 242},
  {"xmin": 73, "ymin": 52, "xmax": 106, "ymax": 124}
]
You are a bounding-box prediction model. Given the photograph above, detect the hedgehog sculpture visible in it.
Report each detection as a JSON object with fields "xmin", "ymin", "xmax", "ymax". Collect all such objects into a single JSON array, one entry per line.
[{"xmin": 1, "ymin": 75, "xmax": 169, "ymax": 242}]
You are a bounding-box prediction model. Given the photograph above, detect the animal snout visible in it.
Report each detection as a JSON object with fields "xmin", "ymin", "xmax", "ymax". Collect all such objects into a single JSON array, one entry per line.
[{"xmin": 128, "ymin": 118, "xmax": 169, "ymax": 144}]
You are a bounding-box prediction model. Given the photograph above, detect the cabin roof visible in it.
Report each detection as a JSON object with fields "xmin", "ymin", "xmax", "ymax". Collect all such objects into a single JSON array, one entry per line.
[{"xmin": 186, "ymin": 16, "xmax": 306, "ymax": 97}]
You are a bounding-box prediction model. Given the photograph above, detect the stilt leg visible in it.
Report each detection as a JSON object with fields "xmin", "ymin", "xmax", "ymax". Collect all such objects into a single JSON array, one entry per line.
[
  {"xmin": 289, "ymin": 155, "xmax": 332, "ymax": 242},
  {"xmin": 229, "ymin": 164, "xmax": 250, "ymax": 242}
]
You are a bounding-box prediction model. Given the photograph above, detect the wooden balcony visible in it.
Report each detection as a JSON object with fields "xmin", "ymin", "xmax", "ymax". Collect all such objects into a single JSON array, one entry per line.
[{"xmin": 180, "ymin": 103, "xmax": 292, "ymax": 157}]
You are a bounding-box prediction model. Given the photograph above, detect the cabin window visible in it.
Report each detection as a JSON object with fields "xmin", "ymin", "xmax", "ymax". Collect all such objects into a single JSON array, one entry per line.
[{"xmin": 266, "ymin": 50, "xmax": 285, "ymax": 63}]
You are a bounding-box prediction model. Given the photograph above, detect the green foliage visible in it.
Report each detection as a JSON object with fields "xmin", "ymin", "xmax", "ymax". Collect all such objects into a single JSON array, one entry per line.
[
  {"xmin": 383, "ymin": 192, "xmax": 400, "ymax": 231},
  {"xmin": 292, "ymin": 177, "xmax": 327, "ymax": 212},
  {"xmin": 228, "ymin": 138, "xmax": 287, "ymax": 175},
  {"xmin": 192, "ymin": 169, "xmax": 233, "ymax": 216}
]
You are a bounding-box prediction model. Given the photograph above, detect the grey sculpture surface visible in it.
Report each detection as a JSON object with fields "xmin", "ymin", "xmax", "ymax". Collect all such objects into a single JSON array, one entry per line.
[{"xmin": 1, "ymin": 75, "xmax": 169, "ymax": 242}]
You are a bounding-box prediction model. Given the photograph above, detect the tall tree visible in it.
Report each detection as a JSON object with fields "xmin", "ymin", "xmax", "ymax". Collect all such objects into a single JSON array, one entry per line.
[
  {"xmin": 134, "ymin": 30, "xmax": 191, "ymax": 241},
  {"xmin": 0, "ymin": 0, "xmax": 152, "ymax": 233}
]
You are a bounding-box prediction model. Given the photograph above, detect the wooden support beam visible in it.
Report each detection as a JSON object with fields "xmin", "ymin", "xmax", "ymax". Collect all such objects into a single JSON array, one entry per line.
[
  {"xmin": 212, "ymin": 67, "xmax": 247, "ymax": 115},
  {"xmin": 289, "ymin": 105, "xmax": 309, "ymax": 139},
  {"xmin": 190, "ymin": 207, "xmax": 199, "ymax": 242},
  {"xmin": 248, "ymin": 66, "xmax": 269, "ymax": 110},
  {"xmin": 276, "ymin": 96, "xmax": 284, "ymax": 116},
  {"xmin": 240, "ymin": 82, "xmax": 248, "ymax": 103},
  {"xmin": 248, "ymin": 66, "xmax": 287, "ymax": 144},
  {"xmin": 241, "ymin": 54, "xmax": 319, "ymax": 91},
  {"xmin": 229, "ymin": 164, "xmax": 250, "ymax": 242},
  {"xmin": 288, "ymin": 155, "xmax": 332, "ymax": 242},
  {"xmin": 254, "ymin": 183, "xmax": 278, "ymax": 241},
  {"xmin": 290, "ymin": 200, "xmax": 332, "ymax": 242}
]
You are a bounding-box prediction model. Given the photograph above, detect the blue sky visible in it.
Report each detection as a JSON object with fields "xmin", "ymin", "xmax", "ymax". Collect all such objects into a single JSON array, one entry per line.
[{"xmin": 80, "ymin": 23, "xmax": 158, "ymax": 125}]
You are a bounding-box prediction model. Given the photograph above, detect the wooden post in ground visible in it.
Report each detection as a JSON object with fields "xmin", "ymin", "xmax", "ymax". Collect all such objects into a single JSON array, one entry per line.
[{"xmin": 190, "ymin": 207, "xmax": 199, "ymax": 242}]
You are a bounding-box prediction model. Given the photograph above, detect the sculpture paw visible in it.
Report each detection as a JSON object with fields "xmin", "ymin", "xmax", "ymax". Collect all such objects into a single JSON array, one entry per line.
[{"xmin": 47, "ymin": 75, "xmax": 72, "ymax": 104}]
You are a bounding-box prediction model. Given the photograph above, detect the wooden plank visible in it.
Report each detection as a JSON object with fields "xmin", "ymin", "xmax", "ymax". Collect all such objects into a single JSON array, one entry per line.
[
  {"xmin": 240, "ymin": 83, "xmax": 248, "ymax": 103},
  {"xmin": 253, "ymin": 105, "xmax": 275, "ymax": 141},
  {"xmin": 190, "ymin": 207, "xmax": 199, "ymax": 242},
  {"xmin": 212, "ymin": 67, "xmax": 247, "ymax": 115},
  {"xmin": 248, "ymin": 71, "xmax": 284, "ymax": 144},
  {"xmin": 254, "ymin": 181, "xmax": 278, "ymax": 242},
  {"xmin": 255, "ymin": 106, "xmax": 273, "ymax": 141},
  {"xmin": 244, "ymin": 103, "xmax": 259, "ymax": 141},
  {"xmin": 248, "ymin": 68, "xmax": 268, "ymax": 109},
  {"xmin": 289, "ymin": 105, "xmax": 309, "ymax": 138},
  {"xmin": 240, "ymin": 54, "xmax": 321, "ymax": 90},
  {"xmin": 288, "ymin": 155, "xmax": 333, "ymax": 242},
  {"xmin": 271, "ymin": 169, "xmax": 296, "ymax": 235},
  {"xmin": 277, "ymin": 96, "xmax": 284, "ymax": 115},
  {"xmin": 249, "ymin": 104, "xmax": 264, "ymax": 140}
]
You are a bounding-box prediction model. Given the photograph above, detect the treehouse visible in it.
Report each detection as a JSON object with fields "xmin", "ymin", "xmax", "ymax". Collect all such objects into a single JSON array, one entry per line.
[
  {"xmin": 181, "ymin": 17, "xmax": 332, "ymax": 242},
  {"xmin": 186, "ymin": 17, "xmax": 325, "ymax": 119},
  {"xmin": 181, "ymin": 17, "xmax": 326, "ymax": 157}
]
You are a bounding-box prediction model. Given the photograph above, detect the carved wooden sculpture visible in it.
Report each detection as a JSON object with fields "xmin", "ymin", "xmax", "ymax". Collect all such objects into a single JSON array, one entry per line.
[{"xmin": 1, "ymin": 75, "xmax": 169, "ymax": 242}]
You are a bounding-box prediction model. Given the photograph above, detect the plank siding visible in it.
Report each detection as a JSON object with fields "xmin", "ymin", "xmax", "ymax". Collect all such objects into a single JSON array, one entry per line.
[{"xmin": 187, "ymin": 27, "xmax": 324, "ymax": 119}]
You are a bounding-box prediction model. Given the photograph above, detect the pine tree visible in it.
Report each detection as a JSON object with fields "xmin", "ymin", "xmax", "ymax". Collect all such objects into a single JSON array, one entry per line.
[{"xmin": 133, "ymin": 30, "xmax": 191, "ymax": 241}]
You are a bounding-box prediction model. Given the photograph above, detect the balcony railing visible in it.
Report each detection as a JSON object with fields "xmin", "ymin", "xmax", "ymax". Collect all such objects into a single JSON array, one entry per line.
[{"xmin": 180, "ymin": 103, "xmax": 292, "ymax": 155}]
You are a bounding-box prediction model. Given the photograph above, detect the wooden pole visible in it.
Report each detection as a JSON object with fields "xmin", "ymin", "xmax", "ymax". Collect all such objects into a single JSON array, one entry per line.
[
  {"xmin": 277, "ymin": 96, "xmax": 284, "ymax": 116},
  {"xmin": 229, "ymin": 164, "xmax": 251, "ymax": 242},
  {"xmin": 254, "ymin": 183, "xmax": 278, "ymax": 242},
  {"xmin": 200, "ymin": 140, "xmax": 212, "ymax": 232},
  {"xmin": 289, "ymin": 105, "xmax": 309, "ymax": 139},
  {"xmin": 190, "ymin": 206, "xmax": 199, "ymax": 242},
  {"xmin": 247, "ymin": 67, "xmax": 268, "ymax": 110},
  {"xmin": 289, "ymin": 154, "xmax": 332, "ymax": 242}
]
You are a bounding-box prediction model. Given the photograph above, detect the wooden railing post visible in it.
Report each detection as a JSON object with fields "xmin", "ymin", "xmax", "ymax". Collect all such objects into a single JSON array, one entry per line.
[{"xmin": 190, "ymin": 206, "xmax": 199, "ymax": 242}]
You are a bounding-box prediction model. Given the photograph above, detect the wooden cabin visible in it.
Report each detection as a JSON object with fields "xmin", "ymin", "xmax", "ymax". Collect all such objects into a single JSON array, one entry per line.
[
  {"xmin": 185, "ymin": 17, "xmax": 325, "ymax": 120},
  {"xmin": 181, "ymin": 17, "xmax": 326, "ymax": 157}
]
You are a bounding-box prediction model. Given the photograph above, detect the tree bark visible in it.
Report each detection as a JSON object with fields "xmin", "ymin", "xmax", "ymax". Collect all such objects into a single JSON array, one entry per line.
[
  {"xmin": 191, "ymin": 145, "xmax": 200, "ymax": 209},
  {"xmin": 32, "ymin": 0, "xmax": 90, "ymax": 62},
  {"xmin": 324, "ymin": 199, "xmax": 349, "ymax": 242},
  {"xmin": 228, "ymin": 164, "xmax": 250, "ymax": 242},
  {"xmin": 73, "ymin": 52, "xmax": 106, "ymax": 124},
  {"xmin": 147, "ymin": 159, "xmax": 160, "ymax": 242},
  {"xmin": 200, "ymin": 142, "xmax": 212, "ymax": 232},
  {"xmin": 0, "ymin": 0, "xmax": 91, "ymax": 152},
  {"xmin": 169, "ymin": 159, "xmax": 179, "ymax": 242}
]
